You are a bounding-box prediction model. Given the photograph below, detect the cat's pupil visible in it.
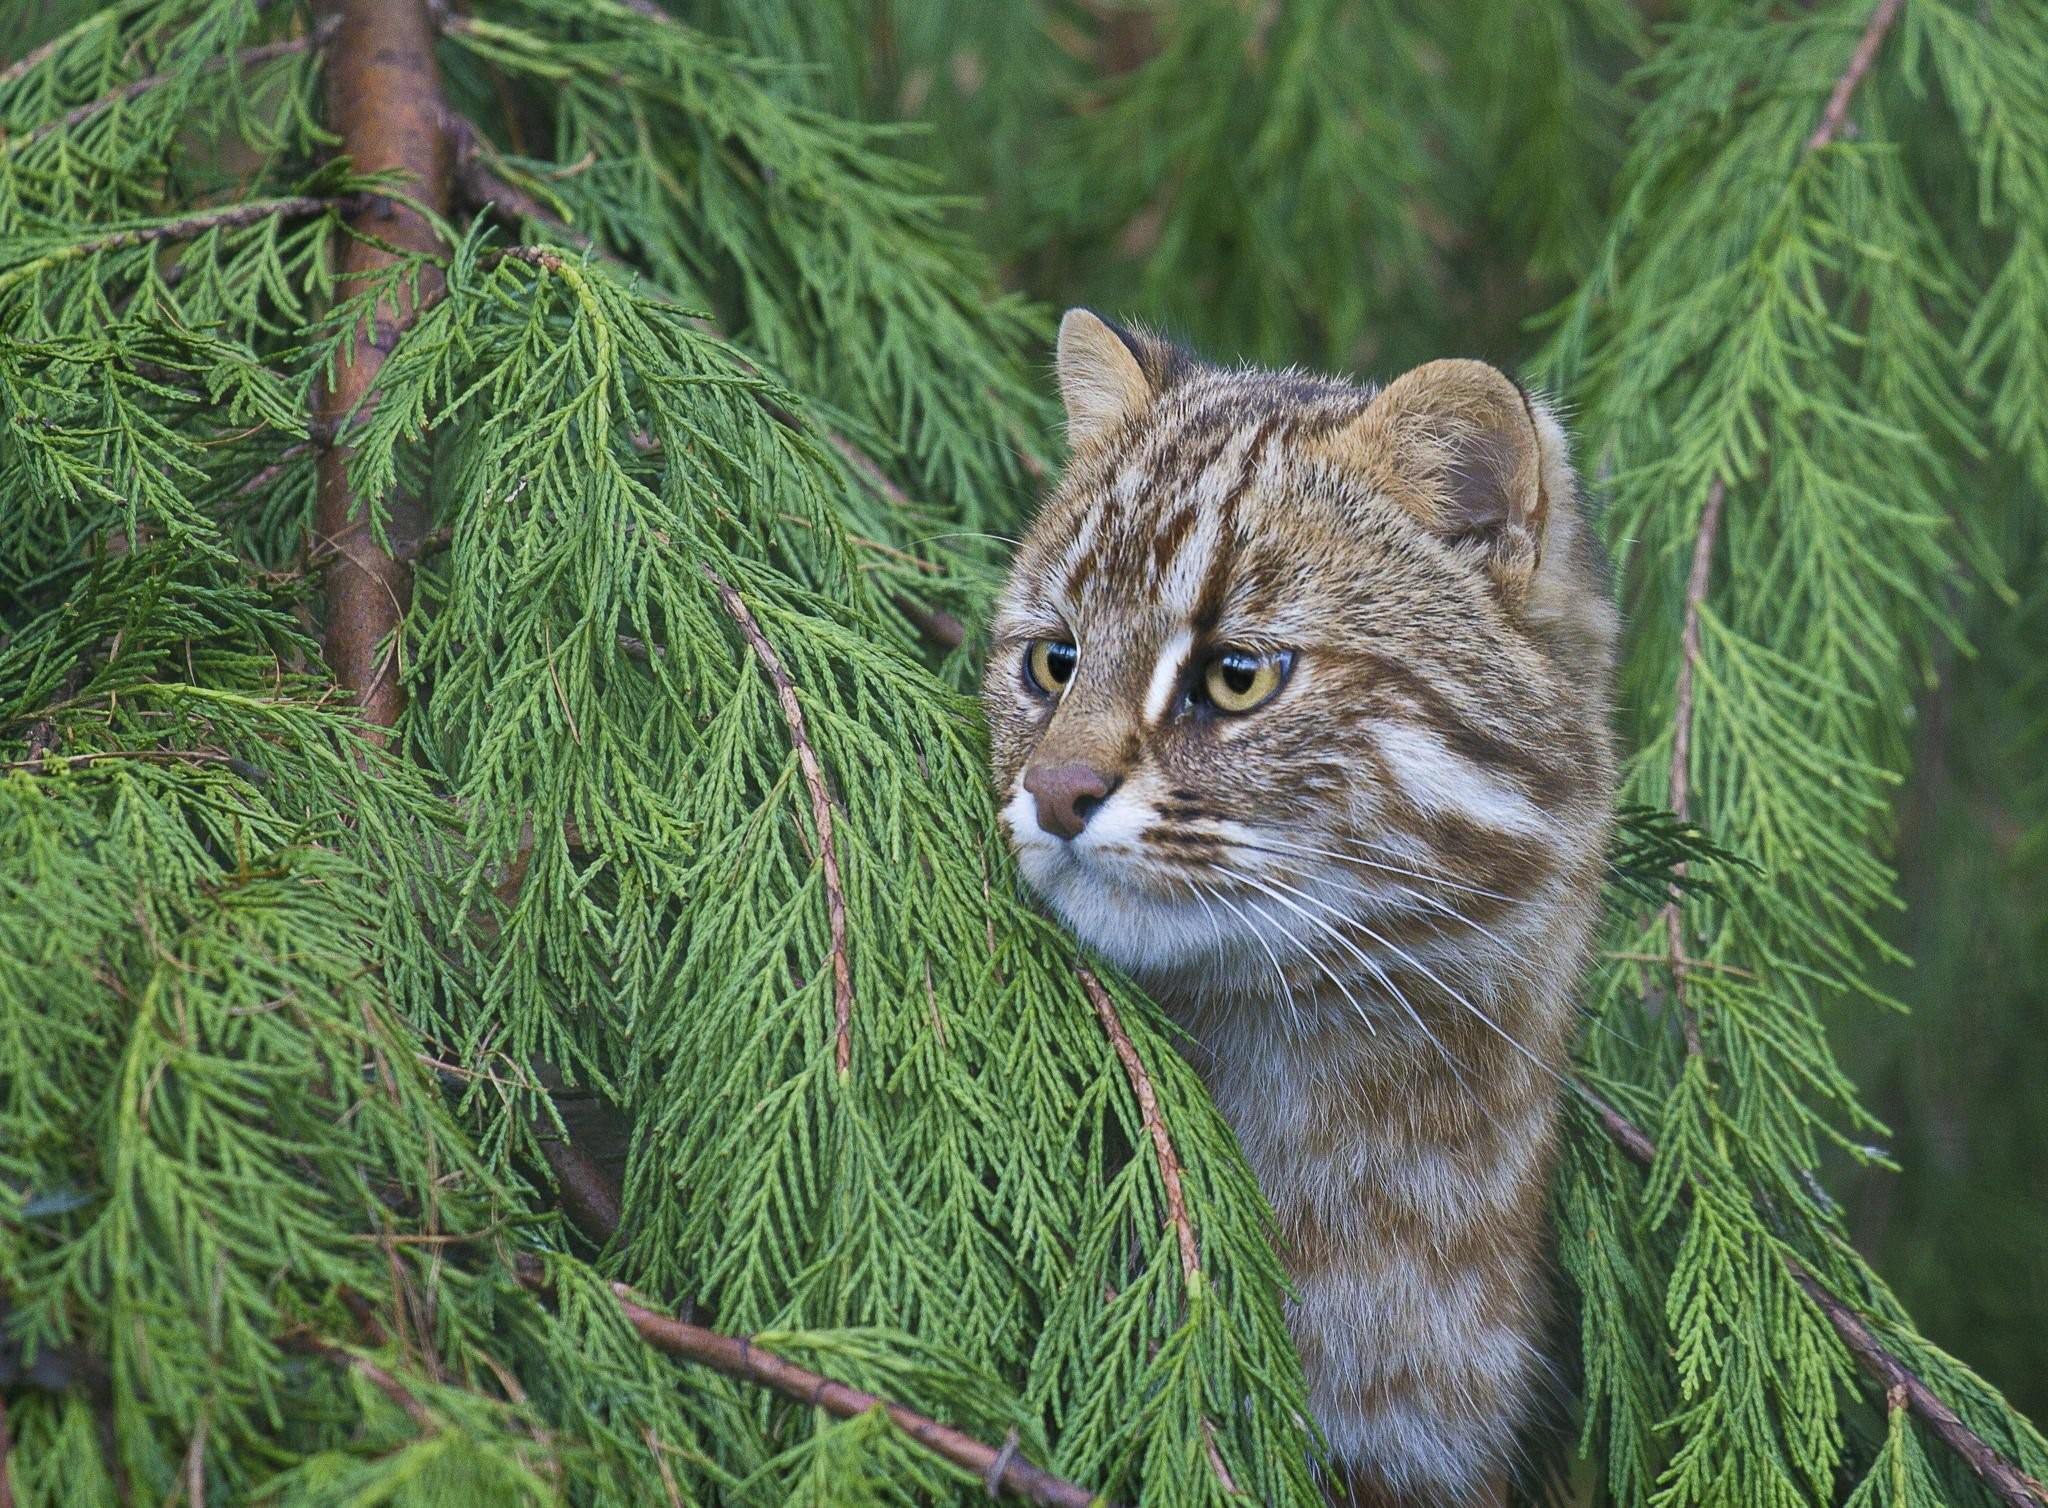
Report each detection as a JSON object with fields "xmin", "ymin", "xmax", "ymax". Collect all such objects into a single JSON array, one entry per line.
[
  {"xmin": 1218, "ymin": 653, "xmax": 1258, "ymax": 694},
  {"xmin": 1046, "ymin": 642, "xmax": 1076, "ymax": 682}
]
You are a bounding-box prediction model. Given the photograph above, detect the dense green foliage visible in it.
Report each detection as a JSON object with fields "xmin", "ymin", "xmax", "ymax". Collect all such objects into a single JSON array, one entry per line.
[{"xmin": 2, "ymin": 2, "xmax": 2045, "ymax": 1506}]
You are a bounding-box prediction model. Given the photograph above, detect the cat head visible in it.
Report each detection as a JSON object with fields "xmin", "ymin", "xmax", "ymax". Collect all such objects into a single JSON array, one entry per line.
[{"xmin": 984, "ymin": 310, "xmax": 1617, "ymax": 997}]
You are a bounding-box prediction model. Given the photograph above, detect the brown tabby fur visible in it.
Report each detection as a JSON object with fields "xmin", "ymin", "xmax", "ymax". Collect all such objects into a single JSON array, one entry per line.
[{"xmin": 984, "ymin": 311, "xmax": 1618, "ymax": 1506}]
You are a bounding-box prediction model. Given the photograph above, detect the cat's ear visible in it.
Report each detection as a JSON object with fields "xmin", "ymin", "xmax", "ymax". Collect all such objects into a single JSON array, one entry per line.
[
  {"xmin": 1055, "ymin": 309, "xmax": 1179, "ymax": 449},
  {"xmin": 1325, "ymin": 358, "xmax": 1549, "ymax": 555}
]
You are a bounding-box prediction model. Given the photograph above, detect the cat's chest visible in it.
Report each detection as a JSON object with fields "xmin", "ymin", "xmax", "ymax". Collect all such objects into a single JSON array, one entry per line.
[{"xmin": 1176, "ymin": 1006, "xmax": 1552, "ymax": 1255}]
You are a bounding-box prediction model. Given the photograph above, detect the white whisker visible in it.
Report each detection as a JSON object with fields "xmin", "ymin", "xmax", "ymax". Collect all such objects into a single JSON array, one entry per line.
[
  {"xmin": 1222, "ymin": 833, "xmax": 1514, "ymax": 905},
  {"xmin": 1213, "ymin": 881, "xmax": 1377, "ymax": 1040},
  {"xmin": 1204, "ymin": 886, "xmax": 1304, "ymax": 1034}
]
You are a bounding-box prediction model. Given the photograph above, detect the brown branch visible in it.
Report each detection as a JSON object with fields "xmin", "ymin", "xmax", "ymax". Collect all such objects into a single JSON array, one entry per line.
[
  {"xmin": 312, "ymin": 0, "xmax": 452, "ymax": 739},
  {"xmin": 1575, "ymin": 1082, "xmax": 2048, "ymax": 1508},
  {"xmin": 8, "ymin": 30, "xmax": 332, "ymax": 154},
  {"xmin": 529, "ymin": 1267, "xmax": 1107, "ymax": 1508},
  {"xmin": 1661, "ymin": 476, "xmax": 1725, "ymax": 1051},
  {"xmin": 536, "ymin": 1134, "xmax": 622, "ymax": 1246},
  {"xmin": 1659, "ymin": 0, "xmax": 1905, "ymax": 1032},
  {"xmin": 703, "ymin": 569, "xmax": 855, "ymax": 1075},
  {"xmin": 283, "ymin": 1333, "xmax": 435, "ymax": 1431},
  {"xmin": 892, "ymin": 596, "xmax": 966, "ymax": 652},
  {"xmin": 0, "ymin": 30, "xmax": 80, "ymax": 91},
  {"xmin": 1806, "ymin": 0, "xmax": 1906, "ymax": 154},
  {"xmin": 1075, "ymin": 964, "xmax": 1199, "ymax": 1285}
]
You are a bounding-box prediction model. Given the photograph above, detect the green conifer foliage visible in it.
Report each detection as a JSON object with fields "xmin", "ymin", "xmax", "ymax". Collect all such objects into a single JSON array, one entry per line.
[
  {"xmin": 4, "ymin": 2, "xmax": 2048, "ymax": 1507},
  {"xmin": 1, "ymin": 1, "xmax": 1310, "ymax": 1503}
]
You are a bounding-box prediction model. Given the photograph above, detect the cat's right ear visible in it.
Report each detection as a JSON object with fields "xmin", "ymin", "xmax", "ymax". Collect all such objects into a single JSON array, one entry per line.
[{"xmin": 1055, "ymin": 309, "xmax": 1173, "ymax": 449}]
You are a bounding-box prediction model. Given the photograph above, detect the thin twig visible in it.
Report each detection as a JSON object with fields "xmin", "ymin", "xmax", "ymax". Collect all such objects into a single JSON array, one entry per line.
[
  {"xmin": 703, "ymin": 569, "xmax": 855, "ymax": 1076},
  {"xmin": 1662, "ymin": 477, "xmax": 1724, "ymax": 1052},
  {"xmin": 515, "ymin": 1264, "xmax": 1107, "ymax": 1508},
  {"xmin": 1605, "ymin": 951, "xmax": 1755, "ymax": 980},
  {"xmin": 1074, "ymin": 964, "xmax": 1199, "ymax": 1285},
  {"xmin": 0, "ymin": 197, "xmax": 354, "ymax": 297},
  {"xmin": 8, "ymin": 29, "xmax": 333, "ymax": 154},
  {"xmin": 1575, "ymin": 1081, "xmax": 2048, "ymax": 1508},
  {"xmin": 0, "ymin": 748, "xmax": 267, "ymax": 781},
  {"xmin": 0, "ymin": 1391, "xmax": 13, "ymax": 1508},
  {"xmin": 283, "ymin": 1334, "xmax": 436, "ymax": 1431},
  {"xmin": 1659, "ymin": 0, "xmax": 1906, "ymax": 1034},
  {"xmin": 1806, "ymin": 0, "xmax": 1907, "ymax": 153}
]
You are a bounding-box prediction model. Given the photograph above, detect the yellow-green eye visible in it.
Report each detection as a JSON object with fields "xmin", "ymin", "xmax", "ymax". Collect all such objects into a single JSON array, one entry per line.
[
  {"xmin": 1025, "ymin": 639, "xmax": 1078, "ymax": 698},
  {"xmin": 1200, "ymin": 648, "xmax": 1292, "ymax": 714}
]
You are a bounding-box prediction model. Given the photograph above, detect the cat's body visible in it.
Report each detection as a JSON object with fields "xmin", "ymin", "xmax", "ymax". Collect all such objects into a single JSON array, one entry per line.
[{"xmin": 984, "ymin": 312, "xmax": 1617, "ymax": 1507}]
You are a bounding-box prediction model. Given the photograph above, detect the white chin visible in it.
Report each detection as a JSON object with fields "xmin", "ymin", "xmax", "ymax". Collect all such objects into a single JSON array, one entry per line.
[{"xmin": 1013, "ymin": 842, "xmax": 1234, "ymax": 980}]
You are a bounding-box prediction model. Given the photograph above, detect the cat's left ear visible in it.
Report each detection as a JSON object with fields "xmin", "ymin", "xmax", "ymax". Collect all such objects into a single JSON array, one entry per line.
[
  {"xmin": 1055, "ymin": 309, "xmax": 1185, "ymax": 450},
  {"xmin": 1319, "ymin": 358, "xmax": 1549, "ymax": 581}
]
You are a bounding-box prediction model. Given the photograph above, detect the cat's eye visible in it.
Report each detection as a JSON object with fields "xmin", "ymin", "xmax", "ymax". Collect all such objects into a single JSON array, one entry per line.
[
  {"xmin": 1024, "ymin": 639, "xmax": 1078, "ymax": 698},
  {"xmin": 1197, "ymin": 648, "xmax": 1292, "ymax": 715}
]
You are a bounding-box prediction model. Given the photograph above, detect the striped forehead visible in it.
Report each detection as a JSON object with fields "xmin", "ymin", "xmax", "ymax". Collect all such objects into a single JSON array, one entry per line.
[{"xmin": 1052, "ymin": 409, "xmax": 1295, "ymax": 623}]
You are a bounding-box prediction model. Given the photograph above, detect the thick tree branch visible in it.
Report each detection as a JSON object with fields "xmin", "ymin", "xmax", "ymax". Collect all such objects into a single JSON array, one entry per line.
[
  {"xmin": 1075, "ymin": 964, "xmax": 1199, "ymax": 1285},
  {"xmin": 535, "ymin": 1134, "xmax": 623, "ymax": 1247},
  {"xmin": 1576, "ymin": 1082, "xmax": 2048, "ymax": 1508},
  {"xmin": 312, "ymin": 0, "xmax": 451, "ymax": 738},
  {"xmin": 703, "ymin": 569, "xmax": 856, "ymax": 1076}
]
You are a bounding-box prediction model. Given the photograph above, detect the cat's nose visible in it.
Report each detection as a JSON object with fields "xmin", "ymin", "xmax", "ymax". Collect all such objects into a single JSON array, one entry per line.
[{"xmin": 1022, "ymin": 761, "xmax": 1119, "ymax": 840}]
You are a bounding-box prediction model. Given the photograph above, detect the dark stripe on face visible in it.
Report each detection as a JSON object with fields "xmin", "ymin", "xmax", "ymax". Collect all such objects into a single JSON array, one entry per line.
[
  {"xmin": 1153, "ymin": 506, "xmax": 1199, "ymax": 578},
  {"xmin": 1190, "ymin": 415, "xmax": 1288, "ymax": 635},
  {"xmin": 1062, "ymin": 540, "xmax": 1100, "ymax": 602}
]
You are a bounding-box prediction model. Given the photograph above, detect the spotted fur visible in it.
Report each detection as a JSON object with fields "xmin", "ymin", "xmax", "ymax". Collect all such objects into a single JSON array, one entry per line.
[{"xmin": 985, "ymin": 311, "xmax": 1618, "ymax": 1507}]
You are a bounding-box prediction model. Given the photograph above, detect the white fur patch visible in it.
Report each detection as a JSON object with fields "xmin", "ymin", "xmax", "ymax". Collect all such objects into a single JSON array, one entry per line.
[
  {"xmin": 1142, "ymin": 628, "xmax": 1193, "ymax": 724},
  {"xmin": 1372, "ymin": 721, "xmax": 1552, "ymax": 836}
]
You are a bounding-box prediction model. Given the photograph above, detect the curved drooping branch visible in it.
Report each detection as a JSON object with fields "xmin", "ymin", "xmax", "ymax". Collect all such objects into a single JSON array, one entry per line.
[
  {"xmin": 502, "ymin": 1239, "xmax": 1108, "ymax": 1508},
  {"xmin": 702, "ymin": 568, "xmax": 856, "ymax": 1077},
  {"xmin": 1577, "ymin": 1082, "xmax": 2047, "ymax": 1508},
  {"xmin": 1075, "ymin": 964, "xmax": 1199, "ymax": 1284}
]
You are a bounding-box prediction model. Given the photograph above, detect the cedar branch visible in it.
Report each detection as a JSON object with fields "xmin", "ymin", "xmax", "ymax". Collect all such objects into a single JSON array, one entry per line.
[
  {"xmin": 442, "ymin": 105, "xmax": 929, "ymax": 519},
  {"xmin": 282, "ymin": 1334, "xmax": 435, "ymax": 1431},
  {"xmin": 8, "ymin": 30, "xmax": 333, "ymax": 155},
  {"xmin": 312, "ymin": 0, "xmax": 452, "ymax": 737},
  {"xmin": 1806, "ymin": 0, "xmax": 1907, "ymax": 154},
  {"xmin": 1660, "ymin": 0, "xmax": 1902, "ymax": 1027},
  {"xmin": 0, "ymin": 198, "xmax": 353, "ymax": 298},
  {"xmin": 1661, "ymin": 475, "xmax": 1725, "ymax": 1050},
  {"xmin": 561, "ymin": 1271, "xmax": 1108, "ymax": 1508},
  {"xmin": 703, "ymin": 569, "xmax": 856, "ymax": 1076},
  {"xmin": 1074, "ymin": 964, "xmax": 1199, "ymax": 1285},
  {"xmin": 1576, "ymin": 1082, "xmax": 2048, "ymax": 1508}
]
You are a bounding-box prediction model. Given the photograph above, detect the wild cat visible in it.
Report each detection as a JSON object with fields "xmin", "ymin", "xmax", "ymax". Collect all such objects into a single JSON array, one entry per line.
[{"xmin": 984, "ymin": 311, "xmax": 1617, "ymax": 1507}]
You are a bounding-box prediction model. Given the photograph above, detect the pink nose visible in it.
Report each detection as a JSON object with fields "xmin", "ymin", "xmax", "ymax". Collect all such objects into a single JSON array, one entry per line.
[{"xmin": 1022, "ymin": 761, "xmax": 1118, "ymax": 840}]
